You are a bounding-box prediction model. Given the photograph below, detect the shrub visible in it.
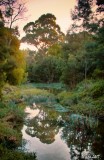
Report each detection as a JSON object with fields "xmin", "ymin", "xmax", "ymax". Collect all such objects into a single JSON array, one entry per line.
[
  {"xmin": 89, "ymin": 80, "xmax": 104, "ymax": 98},
  {"xmin": 28, "ymin": 56, "xmax": 64, "ymax": 83},
  {"xmin": 11, "ymin": 68, "xmax": 25, "ymax": 85}
]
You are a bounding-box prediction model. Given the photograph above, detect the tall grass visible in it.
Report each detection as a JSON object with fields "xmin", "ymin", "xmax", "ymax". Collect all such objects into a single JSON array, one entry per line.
[{"xmin": 57, "ymin": 80, "xmax": 104, "ymax": 118}]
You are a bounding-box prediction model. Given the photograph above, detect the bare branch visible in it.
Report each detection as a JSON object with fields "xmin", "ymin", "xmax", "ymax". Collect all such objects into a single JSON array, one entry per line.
[{"xmin": 0, "ymin": 0, "xmax": 27, "ymax": 29}]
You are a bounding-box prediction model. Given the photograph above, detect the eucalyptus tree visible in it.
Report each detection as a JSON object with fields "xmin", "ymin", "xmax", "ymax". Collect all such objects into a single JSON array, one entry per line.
[{"xmin": 22, "ymin": 13, "xmax": 65, "ymax": 55}]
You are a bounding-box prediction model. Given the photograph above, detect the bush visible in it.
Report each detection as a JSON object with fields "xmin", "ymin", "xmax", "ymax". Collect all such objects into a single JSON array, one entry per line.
[
  {"xmin": 0, "ymin": 102, "xmax": 24, "ymax": 148},
  {"xmin": 89, "ymin": 80, "xmax": 104, "ymax": 98},
  {"xmin": 11, "ymin": 68, "xmax": 25, "ymax": 85},
  {"xmin": 92, "ymin": 69, "xmax": 104, "ymax": 79},
  {"xmin": 0, "ymin": 102, "xmax": 24, "ymax": 122},
  {"xmin": 28, "ymin": 56, "xmax": 64, "ymax": 83},
  {"xmin": 57, "ymin": 80, "xmax": 104, "ymax": 117},
  {"xmin": 58, "ymin": 91, "xmax": 79, "ymax": 106}
]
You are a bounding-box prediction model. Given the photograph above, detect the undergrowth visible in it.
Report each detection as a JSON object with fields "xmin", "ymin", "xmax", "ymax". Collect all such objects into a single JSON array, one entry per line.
[{"xmin": 57, "ymin": 80, "xmax": 104, "ymax": 118}]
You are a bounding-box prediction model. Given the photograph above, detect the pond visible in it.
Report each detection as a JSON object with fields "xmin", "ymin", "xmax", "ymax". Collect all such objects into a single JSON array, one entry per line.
[{"xmin": 19, "ymin": 104, "xmax": 104, "ymax": 160}]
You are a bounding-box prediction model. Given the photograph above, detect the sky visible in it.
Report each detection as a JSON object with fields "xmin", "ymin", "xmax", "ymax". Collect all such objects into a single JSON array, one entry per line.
[{"xmin": 20, "ymin": 0, "xmax": 76, "ymax": 49}]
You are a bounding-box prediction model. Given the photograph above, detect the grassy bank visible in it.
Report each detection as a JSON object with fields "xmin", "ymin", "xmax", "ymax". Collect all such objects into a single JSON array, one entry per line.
[
  {"xmin": 0, "ymin": 86, "xmax": 37, "ymax": 159},
  {"xmin": 0, "ymin": 102, "xmax": 36, "ymax": 160},
  {"xmin": 1, "ymin": 83, "xmax": 58, "ymax": 144},
  {"xmin": 2, "ymin": 81, "xmax": 104, "ymax": 119},
  {"xmin": 0, "ymin": 102, "xmax": 24, "ymax": 146},
  {"xmin": 1, "ymin": 83, "xmax": 61, "ymax": 159},
  {"xmin": 2, "ymin": 83, "xmax": 56, "ymax": 104},
  {"xmin": 57, "ymin": 80, "xmax": 104, "ymax": 119}
]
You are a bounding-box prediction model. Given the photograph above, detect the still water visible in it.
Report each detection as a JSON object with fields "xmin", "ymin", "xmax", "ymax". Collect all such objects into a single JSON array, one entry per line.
[{"xmin": 20, "ymin": 105, "xmax": 104, "ymax": 160}]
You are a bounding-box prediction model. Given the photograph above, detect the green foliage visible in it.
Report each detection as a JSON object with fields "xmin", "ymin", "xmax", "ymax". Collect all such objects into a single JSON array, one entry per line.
[
  {"xmin": 0, "ymin": 25, "xmax": 26, "ymax": 99},
  {"xmin": 60, "ymin": 31, "xmax": 93, "ymax": 88},
  {"xmin": 94, "ymin": 27, "xmax": 104, "ymax": 69},
  {"xmin": 0, "ymin": 101, "xmax": 25, "ymax": 150},
  {"xmin": 47, "ymin": 43, "xmax": 62, "ymax": 57},
  {"xmin": 0, "ymin": 102, "xmax": 25, "ymax": 159},
  {"xmin": 92, "ymin": 69, "xmax": 104, "ymax": 79},
  {"xmin": 0, "ymin": 101, "xmax": 24, "ymax": 122},
  {"xmin": 10, "ymin": 68, "xmax": 25, "ymax": 85},
  {"xmin": 0, "ymin": 121, "xmax": 20, "ymax": 145},
  {"xmin": 58, "ymin": 91, "xmax": 78, "ymax": 106},
  {"xmin": 28, "ymin": 56, "xmax": 64, "ymax": 83},
  {"xmin": 60, "ymin": 60, "xmax": 83, "ymax": 88},
  {"xmin": 2, "ymin": 83, "xmax": 55, "ymax": 104},
  {"xmin": 57, "ymin": 80, "xmax": 104, "ymax": 117},
  {"xmin": 22, "ymin": 13, "xmax": 64, "ymax": 54},
  {"xmin": 0, "ymin": 145, "xmax": 37, "ymax": 160},
  {"xmin": 0, "ymin": 73, "xmax": 6, "ymax": 100},
  {"xmin": 88, "ymin": 80, "xmax": 104, "ymax": 99}
]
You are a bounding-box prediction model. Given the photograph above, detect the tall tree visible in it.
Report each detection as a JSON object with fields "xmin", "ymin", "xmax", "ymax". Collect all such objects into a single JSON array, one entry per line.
[
  {"xmin": 70, "ymin": 0, "xmax": 92, "ymax": 33},
  {"xmin": 70, "ymin": 0, "xmax": 104, "ymax": 33},
  {"xmin": 0, "ymin": 24, "xmax": 26, "ymax": 99},
  {"xmin": 85, "ymin": 26, "xmax": 104, "ymax": 79},
  {"xmin": 22, "ymin": 13, "xmax": 65, "ymax": 55},
  {"xmin": 67, "ymin": 0, "xmax": 104, "ymax": 86},
  {"xmin": 61, "ymin": 31, "xmax": 93, "ymax": 87}
]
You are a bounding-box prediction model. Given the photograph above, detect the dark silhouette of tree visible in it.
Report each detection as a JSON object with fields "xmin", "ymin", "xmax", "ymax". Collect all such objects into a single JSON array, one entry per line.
[
  {"xmin": 0, "ymin": 0, "xmax": 27, "ymax": 29},
  {"xmin": 70, "ymin": 0, "xmax": 104, "ymax": 33}
]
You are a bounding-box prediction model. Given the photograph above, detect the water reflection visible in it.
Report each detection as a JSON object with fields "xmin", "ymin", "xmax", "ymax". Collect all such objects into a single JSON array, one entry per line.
[
  {"xmin": 25, "ymin": 106, "xmax": 61, "ymax": 144},
  {"xmin": 61, "ymin": 114, "xmax": 100, "ymax": 159},
  {"xmin": 21, "ymin": 105, "xmax": 104, "ymax": 160}
]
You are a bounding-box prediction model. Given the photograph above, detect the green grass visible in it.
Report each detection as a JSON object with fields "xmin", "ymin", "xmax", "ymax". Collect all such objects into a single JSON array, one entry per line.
[
  {"xmin": 0, "ymin": 102, "xmax": 24, "ymax": 147},
  {"xmin": 0, "ymin": 83, "xmax": 39, "ymax": 159},
  {"xmin": 57, "ymin": 80, "xmax": 104, "ymax": 118},
  {"xmin": 3, "ymin": 83, "xmax": 56, "ymax": 102},
  {"xmin": 0, "ymin": 102, "xmax": 24, "ymax": 122}
]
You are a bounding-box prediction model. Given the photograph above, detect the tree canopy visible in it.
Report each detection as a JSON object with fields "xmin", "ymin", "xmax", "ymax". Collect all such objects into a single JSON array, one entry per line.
[{"xmin": 22, "ymin": 13, "xmax": 65, "ymax": 54}]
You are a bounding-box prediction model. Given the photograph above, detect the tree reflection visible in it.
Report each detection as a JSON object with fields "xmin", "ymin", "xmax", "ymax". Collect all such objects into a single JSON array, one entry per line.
[
  {"xmin": 24, "ymin": 105, "xmax": 104, "ymax": 159},
  {"xmin": 25, "ymin": 106, "xmax": 61, "ymax": 144},
  {"xmin": 61, "ymin": 115, "xmax": 102, "ymax": 160}
]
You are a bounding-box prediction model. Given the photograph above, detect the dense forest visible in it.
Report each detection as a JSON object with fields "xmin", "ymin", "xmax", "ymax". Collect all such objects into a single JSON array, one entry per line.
[{"xmin": 0, "ymin": 0, "xmax": 104, "ymax": 160}]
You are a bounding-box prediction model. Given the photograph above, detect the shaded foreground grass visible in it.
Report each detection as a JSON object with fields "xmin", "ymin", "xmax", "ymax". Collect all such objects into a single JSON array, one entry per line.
[
  {"xmin": 0, "ymin": 92, "xmax": 38, "ymax": 159},
  {"xmin": 0, "ymin": 102, "xmax": 37, "ymax": 159},
  {"xmin": 0, "ymin": 144, "xmax": 37, "ymax": 160}
]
